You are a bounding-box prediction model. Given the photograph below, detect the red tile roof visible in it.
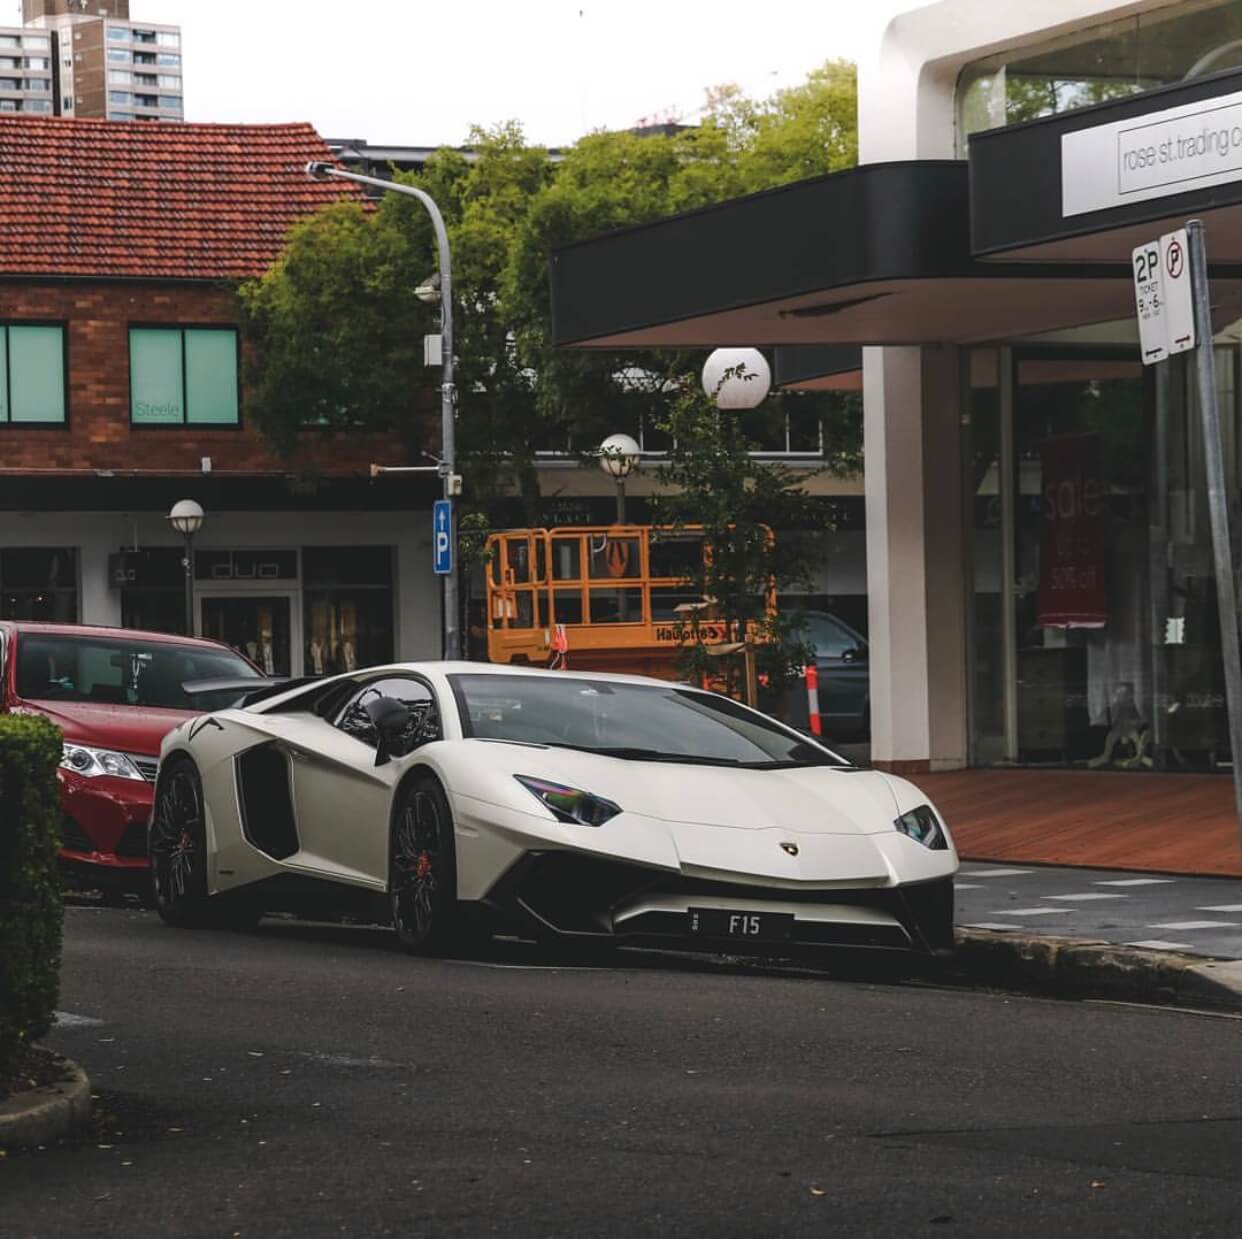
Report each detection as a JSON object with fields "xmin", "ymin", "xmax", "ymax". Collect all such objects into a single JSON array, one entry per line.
[{"xmin": 0, "ymin": 117, "xmax": 361, "ymax": 281}]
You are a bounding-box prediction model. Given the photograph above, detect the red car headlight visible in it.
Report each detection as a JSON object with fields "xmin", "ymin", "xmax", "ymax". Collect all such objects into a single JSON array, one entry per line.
[{"xmin": 61, "ymin": 743, "xmax": 145, "ymax": 782}]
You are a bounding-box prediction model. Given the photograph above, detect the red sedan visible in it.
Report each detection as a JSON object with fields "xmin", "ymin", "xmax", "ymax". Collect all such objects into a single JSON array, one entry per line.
[{"xmin": 0, "ymin": 621, "xmax": 262, "ymax": 895}]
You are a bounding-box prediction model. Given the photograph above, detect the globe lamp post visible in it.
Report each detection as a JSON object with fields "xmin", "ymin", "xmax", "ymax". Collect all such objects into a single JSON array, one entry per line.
[
  {"xmin": 598, "ymin": 433, "xmax": 641, "ymax": 524},
  {"xmin": 167, "ymin": 499, "xmax": 205, "ymax": 636}
]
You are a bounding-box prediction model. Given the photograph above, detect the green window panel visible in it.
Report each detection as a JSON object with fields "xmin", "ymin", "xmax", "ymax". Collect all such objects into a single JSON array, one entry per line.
[
  {"xmin": 130, "ymin": 327, "xmax": 239, "ymax": 426},
  {"xmin": 0, "ymin": 329, "xmax": 7, "ymax": 421},
  {"xmin": 130, "ymin": 328, "xmax": 184, "ymax": 424},
  {"xmin": 3, "ymin": 325, "xmax": 66, "ymax": 424},
  {"xmin": 184, "ymin": 330, "xmax": 238, "ymax": 424}
]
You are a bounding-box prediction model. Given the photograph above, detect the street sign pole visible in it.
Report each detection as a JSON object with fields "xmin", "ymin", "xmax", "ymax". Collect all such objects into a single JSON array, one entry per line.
[{"xmin": 1187, "ymin": 219, "xmax": 1242, "ymax": 847}]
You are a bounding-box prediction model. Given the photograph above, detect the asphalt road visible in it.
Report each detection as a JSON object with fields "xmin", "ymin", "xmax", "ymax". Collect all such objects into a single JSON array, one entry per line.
[{"xmin": 3, "ymin": 906, "xmax": 1242, "ymax": 1239}]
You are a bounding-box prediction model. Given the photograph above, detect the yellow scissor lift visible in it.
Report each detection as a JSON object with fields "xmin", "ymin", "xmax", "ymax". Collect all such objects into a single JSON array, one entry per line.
[{"xmin": 485, "ymin": 525, "xmax": 751, "ymax": 682}]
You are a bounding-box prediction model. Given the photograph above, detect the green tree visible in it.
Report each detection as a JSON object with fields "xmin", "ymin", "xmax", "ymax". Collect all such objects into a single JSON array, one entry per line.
[
  {"xmin": 240, "ymin": 60, "xmax": 861, "ymax": 511},
  {"xmin": 651, "ymin": 373, "xmax": 820, "ymax": 698}
]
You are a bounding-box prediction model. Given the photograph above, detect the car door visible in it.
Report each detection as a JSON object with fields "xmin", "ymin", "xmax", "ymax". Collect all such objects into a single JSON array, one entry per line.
[{"xmin": 279, "ymin": 674, "xmax": 439, "ymax": 889}]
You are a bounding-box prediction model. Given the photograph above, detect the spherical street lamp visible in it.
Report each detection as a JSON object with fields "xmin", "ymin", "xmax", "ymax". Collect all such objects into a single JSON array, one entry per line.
[
  {"xmin": 598, "ymin": 432, "xmax": 641, "ymax": 524},
  {"xmin": 701, "ymin": 347, "xmax": 772, "ymax": 410},
  {"xmin": 167, "ymin": 499, "xmax": 205, "ymax": 636}
]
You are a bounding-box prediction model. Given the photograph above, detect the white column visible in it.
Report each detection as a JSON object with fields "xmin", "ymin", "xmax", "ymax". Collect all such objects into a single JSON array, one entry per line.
[{"xmin": 863, "ymin": 345, "xmax": 968, "ymax": 772}]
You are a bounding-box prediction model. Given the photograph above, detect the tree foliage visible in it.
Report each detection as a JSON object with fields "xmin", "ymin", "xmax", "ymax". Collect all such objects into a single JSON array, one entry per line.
[
  {"xmin": 652, "ymin": 373, "xmax": 819, "ymax": 695},
  {"xmin": 239, "ymin": 61, "xmax": 861, "ymax": 511}
]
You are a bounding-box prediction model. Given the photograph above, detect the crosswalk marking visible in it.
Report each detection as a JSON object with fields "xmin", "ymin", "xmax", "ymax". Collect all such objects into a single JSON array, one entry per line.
[
  {"xmin": 1043, "ymin": 893, "xmax": 1127, "ymax": 902},
  {"xmin": 1125, "ymin": 940, "xmax": 1195, "ymax": 951},
  {"xmin": 989, "ymin": 907, "xmax": 1073, "ymax": 916},
  {"xmin": 1094, "ymin": 878, "xmax": 1176, "ymax": 886},
  {"xmin": 964, "ymin": 868, "xmax": 1033, "ymax": 878},
  {"xmin": 1148, "ymin": 920, "xmax": 1241, "ymax": 931}
]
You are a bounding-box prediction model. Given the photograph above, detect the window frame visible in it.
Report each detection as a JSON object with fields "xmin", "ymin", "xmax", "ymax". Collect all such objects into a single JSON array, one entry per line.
[
  {"xmin": 0, "ymin": 320, "xmax": 69, "ymax": 429},
  {"xmin": 128, "ymin": 323, "xmax": 242, "ymax": 429}
]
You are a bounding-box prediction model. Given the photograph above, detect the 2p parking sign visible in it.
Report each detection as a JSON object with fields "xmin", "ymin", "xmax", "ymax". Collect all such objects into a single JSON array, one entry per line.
[{"xmin": 1132, "ymin": 227, "xmax": 1196, "ymax": 366}]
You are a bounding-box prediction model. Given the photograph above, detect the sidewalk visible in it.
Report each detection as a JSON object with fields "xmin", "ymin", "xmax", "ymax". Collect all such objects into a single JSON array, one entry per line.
[
  {"xmin": 915, "ymin": 768, "xmax": 1242, "ymax": 877},
  {"xmin": 955, "ymin": 860, "xmax": 1242, "ymax": 959}
]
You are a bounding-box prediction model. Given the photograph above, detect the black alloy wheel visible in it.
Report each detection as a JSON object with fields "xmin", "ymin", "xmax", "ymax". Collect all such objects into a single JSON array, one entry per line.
[
  {"xmin": 390, "ymin": 776, "xmax": 459, "ymax": 954},
  {"xmin": 149, "ymin": 757, "xmax": 257, "ymax": 930}
]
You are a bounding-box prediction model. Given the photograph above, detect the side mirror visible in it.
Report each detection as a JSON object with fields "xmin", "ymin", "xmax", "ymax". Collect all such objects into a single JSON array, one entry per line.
[
  {"xmin": 364, "ymin": 696, "xmax": 411, "ymax": 767},
  {"xmin": 841, "ymin": 648, "xmax": 863, "ymax": 664}
]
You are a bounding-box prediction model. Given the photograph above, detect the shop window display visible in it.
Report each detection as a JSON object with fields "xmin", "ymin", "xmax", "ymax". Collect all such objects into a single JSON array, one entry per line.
[
  {"xmin": 302, "ymin": 547, "xmax": 394, "ymax": 676},
  {"xmin": 0, "ymin": 548, "xmax": 77, "ymax": 621}
]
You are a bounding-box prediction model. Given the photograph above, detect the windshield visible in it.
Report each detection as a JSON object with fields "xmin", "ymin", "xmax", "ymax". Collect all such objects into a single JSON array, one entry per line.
[
  {"xmin": 450, "ymin": 674, "xmax": 847, "ymax": 767},
  {"xmin": 16, "ymin": 633, "xmax": 260, "ymax": 712}
]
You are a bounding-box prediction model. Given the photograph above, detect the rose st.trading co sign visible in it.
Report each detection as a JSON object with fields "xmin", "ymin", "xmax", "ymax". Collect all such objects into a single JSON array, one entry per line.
[{"xmin": 1063, "ymin": 89, "xmax": 1242, "ymax": 217}]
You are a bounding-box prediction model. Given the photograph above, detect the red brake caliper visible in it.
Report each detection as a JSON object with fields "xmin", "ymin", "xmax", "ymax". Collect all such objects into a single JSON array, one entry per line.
[{"xmin": 416, "ymin": 851, "xmax": 432, "ymax": 879}]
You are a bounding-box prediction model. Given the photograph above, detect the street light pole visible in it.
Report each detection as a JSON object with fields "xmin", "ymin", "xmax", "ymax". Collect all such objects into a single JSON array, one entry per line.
[
  {"xmin": 598, "ymin": 433, "xmax": 641, "ymax": 525},
  {"xmin": 167, "ymin": 499, "xmax": 205, "ymax": 637},
  {"xmin": 306, "ymin": 161, "xmax": 460, "ymax": 660}
]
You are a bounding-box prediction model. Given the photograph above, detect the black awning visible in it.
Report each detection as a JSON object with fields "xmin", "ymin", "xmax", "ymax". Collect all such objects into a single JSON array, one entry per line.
[
  {"xmin": 971, "ymin": 66, "xmax": 1242, "ymax": 263},
  {"xmin": 549, "ymin": 161, "xmax": 1146, "ymax": 350}
]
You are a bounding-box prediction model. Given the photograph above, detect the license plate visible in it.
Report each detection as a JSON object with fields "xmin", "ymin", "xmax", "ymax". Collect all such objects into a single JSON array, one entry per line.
[{"xmin": 687, "ymin": 908, "xmax": 794, "ymax": 942}]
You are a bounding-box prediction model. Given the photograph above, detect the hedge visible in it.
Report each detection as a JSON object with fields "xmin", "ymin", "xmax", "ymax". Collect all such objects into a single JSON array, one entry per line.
[{"xmin": 0, "ymin": 713, "xmax": 64, "ymax": 1070}]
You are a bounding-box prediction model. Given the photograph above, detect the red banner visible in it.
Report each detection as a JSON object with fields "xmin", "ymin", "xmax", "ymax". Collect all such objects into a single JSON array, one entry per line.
[{"xmin": 1037, "ymin": 434, "xmax": 1108, "ymax": 629}]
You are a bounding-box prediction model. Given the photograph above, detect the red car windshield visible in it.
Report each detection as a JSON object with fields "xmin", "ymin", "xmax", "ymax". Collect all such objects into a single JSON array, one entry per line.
[{"xmin": 16, "ymin": 633, "xmax": 260, "ymax": 711}]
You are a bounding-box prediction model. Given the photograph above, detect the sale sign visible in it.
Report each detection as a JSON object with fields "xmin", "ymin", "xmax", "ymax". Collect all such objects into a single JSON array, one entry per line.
[{"xmin": 1037, "ymin": 435, "xmax": 1108, "ymax": 629}]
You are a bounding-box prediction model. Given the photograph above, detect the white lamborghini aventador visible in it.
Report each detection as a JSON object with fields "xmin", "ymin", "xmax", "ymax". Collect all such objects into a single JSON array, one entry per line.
[{"xmin": 148, "ymin": 663, "xmax": 958, "ymax": 956}]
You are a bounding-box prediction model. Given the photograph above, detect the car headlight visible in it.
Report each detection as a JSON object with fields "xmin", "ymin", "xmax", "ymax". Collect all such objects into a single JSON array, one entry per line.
[
  {"xmin": 60, "ymin": 743, "xmax": 145, "ymax": 781},
  {"xmin": 515, "ymin": 775, "xmax": 621, "ymax": 827},
  {"xmin": 894, "ymin": 804, "xmax": 947, "ymax": 850}
]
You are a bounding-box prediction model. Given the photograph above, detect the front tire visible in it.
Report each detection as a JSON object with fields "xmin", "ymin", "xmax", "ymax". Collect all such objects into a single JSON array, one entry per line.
[
  {"xmin": 389, "ymin": 776, "xmax": 459, "ymax": 954},
  {"xmin": 149, "ymin": 756, "xmax": 257, "ymax": 930}
]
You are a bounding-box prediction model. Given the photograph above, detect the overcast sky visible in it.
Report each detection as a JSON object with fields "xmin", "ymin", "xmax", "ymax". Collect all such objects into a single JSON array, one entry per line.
[{"xmin": 12, "ymin": 0, "xmax": 909, "ymax": 146}]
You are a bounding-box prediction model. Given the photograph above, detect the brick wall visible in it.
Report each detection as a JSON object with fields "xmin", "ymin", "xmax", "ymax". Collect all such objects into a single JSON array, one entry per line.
[{"xmin": 0, "ymin": 281, "xmax": 414, "ymax": 474}]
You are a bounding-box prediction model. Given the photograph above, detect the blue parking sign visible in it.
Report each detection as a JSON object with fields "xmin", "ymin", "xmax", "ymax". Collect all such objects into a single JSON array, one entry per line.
[{"xmin": 433, "ymin": 500, "xmax": 453, "ymax": 575}]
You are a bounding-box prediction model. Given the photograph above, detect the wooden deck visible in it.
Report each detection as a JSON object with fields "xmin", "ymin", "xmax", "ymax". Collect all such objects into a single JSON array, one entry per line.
[{"xmin": 910, "ymin": 769, "xmax": 1242, "ymax": 877}]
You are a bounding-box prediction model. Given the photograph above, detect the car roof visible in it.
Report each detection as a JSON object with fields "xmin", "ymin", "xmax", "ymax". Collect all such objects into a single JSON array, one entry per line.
[{"xmin": 1, "ymin": 620, "xmax": 238, "ymax": 653}]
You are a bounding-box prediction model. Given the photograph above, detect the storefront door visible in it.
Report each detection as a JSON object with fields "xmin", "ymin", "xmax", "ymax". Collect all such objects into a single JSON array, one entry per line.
[{"xmin": 199, "ymin": 592, "xmax": 299, "ymax": 678}]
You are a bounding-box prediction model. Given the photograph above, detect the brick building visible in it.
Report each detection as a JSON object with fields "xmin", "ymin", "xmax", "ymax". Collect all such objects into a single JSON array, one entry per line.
[{"xmin": 0, "ymin": 115, "xmax": 441, "ymax": 675}]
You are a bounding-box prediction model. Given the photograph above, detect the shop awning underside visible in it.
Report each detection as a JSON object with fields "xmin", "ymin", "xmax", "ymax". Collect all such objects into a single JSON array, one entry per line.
[{"xmin": 549, "ymin": 162, "xmax": 1220, "ymax": 351}]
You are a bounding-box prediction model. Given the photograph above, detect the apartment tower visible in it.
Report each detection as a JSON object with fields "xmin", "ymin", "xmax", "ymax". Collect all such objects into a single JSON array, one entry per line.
[{"xmin": 1, "ymin": 1, "xmax": 183, "ymax": 121}]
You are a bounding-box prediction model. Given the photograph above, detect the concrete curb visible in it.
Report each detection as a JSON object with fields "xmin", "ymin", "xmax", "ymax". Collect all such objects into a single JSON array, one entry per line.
[
  {"xmin": 0, "ymin": 1057, "xmax": 92, "ymax": 1150},
  {"xmin": 954, "ymin": 929, "xmax": 1242, "ymax": 1011}
]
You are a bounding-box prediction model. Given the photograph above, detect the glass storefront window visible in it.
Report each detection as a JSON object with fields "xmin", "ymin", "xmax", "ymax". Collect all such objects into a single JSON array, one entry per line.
[
  {"xmin": 957, "ymin": 0, "xmax": 1242, "ymax": 151},
  {"xmin": 967, "ymin": 348, "xmax": 1007, "ymax": 764},
  {"xmin": 302, "ymin": 547, "xmax": 394, "ymax": 676},
  {"xmin": 1012, "ymin": 355, "xmax": 1148, "ymax": 766},
  {"xmin": 0, "ymin": 548, "xmax": 77, "ymax": 621},
  {"xmin": 967, "ymin": 337, "xmax": 1242, "ymax": 773},
  {"xmin": 202, "ymin": 596, "xmax": 291, "ymax": 678}
]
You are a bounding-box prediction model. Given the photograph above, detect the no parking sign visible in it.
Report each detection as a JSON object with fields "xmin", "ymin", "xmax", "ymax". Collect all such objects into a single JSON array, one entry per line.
[{"xmin": 1132, "ymin": 227, "xmax": 1196, "ymax": 364}]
